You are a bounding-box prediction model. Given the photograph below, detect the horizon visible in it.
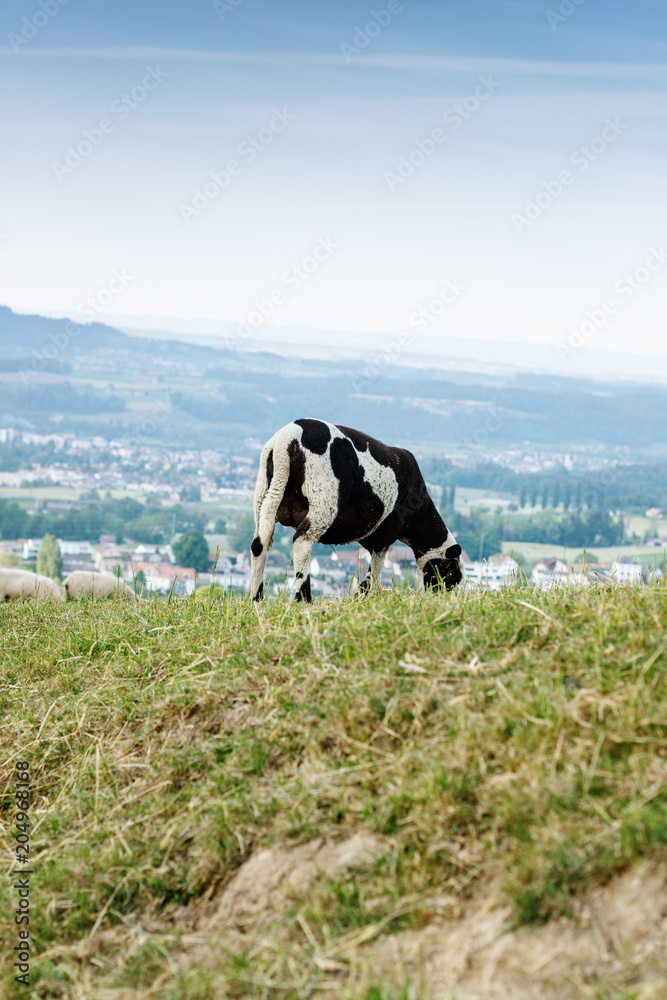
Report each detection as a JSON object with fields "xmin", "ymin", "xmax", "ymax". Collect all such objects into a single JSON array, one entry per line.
[{"xmin": 6, "ymin": 299, "xmax": 667, "ymax": 388}]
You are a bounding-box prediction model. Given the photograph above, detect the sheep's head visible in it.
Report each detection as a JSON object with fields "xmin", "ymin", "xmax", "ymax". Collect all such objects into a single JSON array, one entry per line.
[{"xmin": 423, "ymin": 544, "xmax": 463, "ymax": 592}]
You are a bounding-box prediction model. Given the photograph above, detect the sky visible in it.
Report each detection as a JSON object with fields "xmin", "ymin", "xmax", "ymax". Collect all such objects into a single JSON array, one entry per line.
[{"xmin": 0, "ymin": 0, "xmax": 665, "ymax": 361}]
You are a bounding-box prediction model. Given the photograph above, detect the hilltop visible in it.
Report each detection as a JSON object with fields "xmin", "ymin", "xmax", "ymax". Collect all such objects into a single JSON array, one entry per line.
[{"xmin": 0, "ymin": 585, "xmax": 665, "ymax": 998}]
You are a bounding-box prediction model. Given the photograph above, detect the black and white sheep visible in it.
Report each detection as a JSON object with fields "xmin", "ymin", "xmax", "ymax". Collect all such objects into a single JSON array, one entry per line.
[
  {"xmin": 0, "ymin": 569, "xmax": 64, "ymax": 602},
  {"xmin": 63, "ymin": 570, "xmax": 138, "ymax": 600},
  {"xmin": 251, "ymin": 419, "xmax": 463, "ymax": 601}
]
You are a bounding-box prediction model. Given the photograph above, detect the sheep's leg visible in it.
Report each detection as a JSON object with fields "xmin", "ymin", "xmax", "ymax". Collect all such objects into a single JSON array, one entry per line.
[
  {"xmin": 292, "ymin": 531, "xmax": 315, "ymax": 603},
  {"xmin": 359, "ymin": 548, "xmax": 388, "ymax": 593},
  {"xmin": 250, "ymin": 524, "xmax": 274, "ymax": 601}
]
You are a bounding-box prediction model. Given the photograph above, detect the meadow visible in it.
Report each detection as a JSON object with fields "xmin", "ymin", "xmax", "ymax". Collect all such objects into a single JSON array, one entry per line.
[{"xmin": 1, "ymin": 585, "xmax": 666, "ymax": 999}]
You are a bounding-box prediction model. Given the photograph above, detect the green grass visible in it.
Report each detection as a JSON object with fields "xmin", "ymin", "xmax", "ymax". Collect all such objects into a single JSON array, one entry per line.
[{"xmin": 1, "ymin": 584, "xmax": 666, "ymax": 997}]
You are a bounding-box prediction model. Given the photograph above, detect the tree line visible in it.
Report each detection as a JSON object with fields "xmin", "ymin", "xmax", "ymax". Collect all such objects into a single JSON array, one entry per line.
[
  {"xmin": 423, "ymin": 460, "xmax": 667, "ymax": 513},
  {"xmin": 441, "ymin": 507, "xmax": 625, "ymax": 561},
  {"xmin": 0, "ymin": 497, "xmax": 206, "ymax": 546}
]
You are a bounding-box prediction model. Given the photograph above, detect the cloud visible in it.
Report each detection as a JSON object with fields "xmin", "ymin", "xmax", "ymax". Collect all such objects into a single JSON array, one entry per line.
[{"xmin": 0, "ymin": 46, "xmax": 664, "ymax": 82}]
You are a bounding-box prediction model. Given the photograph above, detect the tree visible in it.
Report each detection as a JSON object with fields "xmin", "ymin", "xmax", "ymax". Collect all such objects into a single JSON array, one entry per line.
[
  {"xmin": 37, "ymin": 534, "xmax": 63, "ymax": 580},
  {"xmin": 214, "ymin": 517, "xmax": 227, "ymax": 533},
  {"xmin": 519, "ymin": 484, "xmax": 527, "ymax": 509},
  {"xmin": 447, "ymin": 510, "xmax": 501, "ymax": 561},
  {"xmin": 574, "ymin": 551, "xmax": 600, "ymax": 565},
  {"xmin": 173, "ymin": 530, "xmax": 209, "ymax": 572},
  {"xmin": 180, "ymin": 484, "xmax": 201, "ymax": 503}
]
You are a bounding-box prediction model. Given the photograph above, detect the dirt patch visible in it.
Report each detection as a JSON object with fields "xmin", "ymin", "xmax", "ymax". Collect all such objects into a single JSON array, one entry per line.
[
  {"xmin": 39, "ymin": 842, "xmax": 666, "ymax": 999},
  {"xmin": 198, "ymin": 831, "xmax": 385, "ymax": 934},
  {"xmin": 354, "ymin": 861, "xmax": 667, "ymax": 999},
  {"xmin": 179, "ymin": 841, "xmax": 666, "ymax": 997}
]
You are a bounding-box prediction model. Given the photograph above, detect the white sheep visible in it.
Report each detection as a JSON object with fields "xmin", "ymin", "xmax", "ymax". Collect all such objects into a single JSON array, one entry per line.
[
  {"xmin": 63, "ymin": 570, "xmax": 139, "ymax": 600},
  {"xmin": 0, "ymin": 569, "xmax": 64, "ymax": 602}
]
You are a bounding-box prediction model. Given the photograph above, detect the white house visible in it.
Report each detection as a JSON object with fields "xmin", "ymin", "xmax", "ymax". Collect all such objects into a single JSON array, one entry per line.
[
  {"xmin": 57, "ymin": 539, "xmax": 96, "ymax": 573},
  {"xmin": 611, "ymin": 560, "xmax": 643, "ymax": 585},
  {"xmin": 533, "ymin": 558, "xmax": 613, "ymax": 589},
  {"xmin": 464, "ymin": 555, "xmax": 520, "ymax": 590},
  {"xmin": 21, "ymin": 539, "xmax": 42, "ymax": 561},
  {"xmin": 532, "ymin": 558, "xmax": 570, "ymax": 589},
  {"xmin": 131, "ymin": 562, "xmax": 196, "ymax": 595},
  {"xmin": 133, "ymin": 544, "xmax": 175, "ymax": 565},
  {"xmin": 58, "ymin": 540, "xmax": 95, "ymax": 559}
]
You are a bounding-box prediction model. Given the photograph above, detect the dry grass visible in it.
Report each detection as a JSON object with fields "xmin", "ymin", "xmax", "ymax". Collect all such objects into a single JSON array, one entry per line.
[{"xmin": 0, "ymin": 583, "xmax": 666, "ymax": 998}]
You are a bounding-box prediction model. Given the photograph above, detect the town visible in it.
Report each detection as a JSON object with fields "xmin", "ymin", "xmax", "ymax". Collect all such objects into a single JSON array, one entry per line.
[{"xmin": 1, "ymin": 426, "xmax": 662, "ymax": 597}]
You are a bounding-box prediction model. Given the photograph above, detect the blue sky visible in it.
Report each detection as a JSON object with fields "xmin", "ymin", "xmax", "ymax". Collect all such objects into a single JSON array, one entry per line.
[{"xmin": 0, "ymin": 0, "xmax": 665, "ymax": 359}]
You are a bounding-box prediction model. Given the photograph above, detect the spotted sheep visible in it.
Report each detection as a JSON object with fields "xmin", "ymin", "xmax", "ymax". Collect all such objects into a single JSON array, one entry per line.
[{"xmin": 251, "ymin": 419, "xmax": 464, "ymax": 601}]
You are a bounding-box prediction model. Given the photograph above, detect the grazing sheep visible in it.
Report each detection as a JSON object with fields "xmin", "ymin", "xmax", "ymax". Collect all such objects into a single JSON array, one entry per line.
[
  {"xmin": 0, "ymin": 569, "xmax": 63, "ymax": 602},
  {"xmin": 251, "ymin": 418, "xmax": 464, "ymax": 601},
  {"xmin": 63, "ymin": 571, "xmax": 138, "ymax": 600}
]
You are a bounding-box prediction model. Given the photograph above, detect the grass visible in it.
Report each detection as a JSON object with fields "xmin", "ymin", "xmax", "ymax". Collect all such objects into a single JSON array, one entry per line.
[{"xmin": 0, "ymin": 583, "xmax": 666, "ymax": 998}]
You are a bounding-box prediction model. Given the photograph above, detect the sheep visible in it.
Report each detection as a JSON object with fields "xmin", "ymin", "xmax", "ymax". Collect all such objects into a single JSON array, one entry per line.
[
  {"xmin": 251, "ymin": 418, "xmax": 464, "ymax": 601},
  {"xmin": 0, "ymin": 569, "xmax": 64, "ymax": 602},
  {"xmin": 63, "ymin": 571, "xmax": 138, "ymax": 600}
]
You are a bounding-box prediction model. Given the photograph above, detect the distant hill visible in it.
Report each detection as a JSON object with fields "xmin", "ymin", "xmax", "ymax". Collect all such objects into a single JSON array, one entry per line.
[
  {"xmin": 3, "ymin": 305, "xmax": 667, "ymax": 455},
  {"xmin": 0, "ymin": 305, "xmax": 231, "ymax": 364},
  {"xmin": 0, "ymin": 305, "xmax": 132, "ymax": 357},
  {"xmin": 111, "ymin": 312, "xmax": 667, "ymax": 386}
]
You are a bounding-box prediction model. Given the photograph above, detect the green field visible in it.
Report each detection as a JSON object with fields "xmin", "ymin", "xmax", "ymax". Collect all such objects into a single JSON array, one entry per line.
[
  {"xmin": 1, "ymin": 588, "xmax": 666, "ymax": 998},
  {"xmin": 502, "ymin": 540, "xmax": 667, "ymax": 568}
]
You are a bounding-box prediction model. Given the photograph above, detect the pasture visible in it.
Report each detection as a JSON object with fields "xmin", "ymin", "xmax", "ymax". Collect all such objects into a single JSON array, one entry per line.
[{"xmin": 1, "ymin": 585, "xmax": 666, "ymax": 998}]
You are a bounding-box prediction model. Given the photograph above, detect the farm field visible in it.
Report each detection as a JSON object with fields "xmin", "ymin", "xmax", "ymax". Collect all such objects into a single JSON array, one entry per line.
[
  {"xmin": 501, "ymin": 540, "xmax": 667, "ymax": 568},
  {"xmin": 1, "ymin": 587, "xmax": 666, "ymax": 998},
  {"xmin": 453, "ymin": 487, "xmax": 517, "ymax": 512}
]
